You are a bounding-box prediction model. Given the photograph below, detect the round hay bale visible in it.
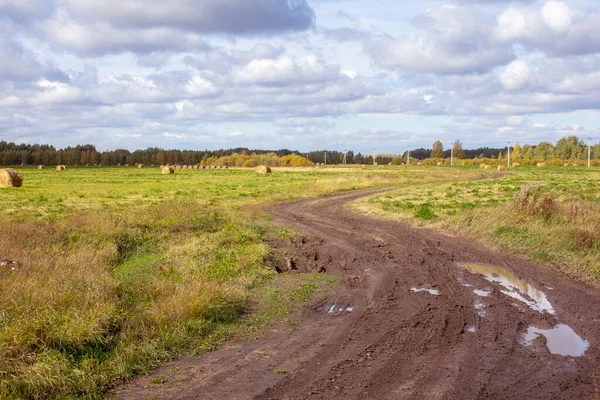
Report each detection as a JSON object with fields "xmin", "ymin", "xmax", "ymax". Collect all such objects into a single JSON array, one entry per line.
[
  {"xmin": 484, "ymin": 165, "xmax": 491, "ymax": 170},
  {"xmin": 0, "ymin": 168, "xmax": 23, "ymax": 188},
  {"xmin": 38, "ymin": 165, "xmax": 44, "ymax": 170},
  {"xmin": 537, "ymin": 162, "xmax": 546, "ymax": 168},
  {"xmin": 255, "ymin": 165, "xmax": 272, "ymax": 174},
  {"xmin": 361, "ymin": 164, "xmax": 366, "ymax": 169},
  {"xmin": 417, "ymin": 162, "xmax": 422, "ymax": 165},
  {"xmin": 437, "ymin": 162, "xmax": 443, "ymax": 166},
  {"xmin": 572, "ymin": 163, "xmax": 578, "ymax": 167},
  {"xmin": 161, "ymin": 166, "xmax": 175, "ymax": 175},
  {"xmin": 479, "ymin": 163, "xmax": 486, "ymax": 169},
  {"xmin": 138, "ymin": 164, "xmax": 144, "ymax": 169},
  {"xmin": 512, "ymin": 162, "xmax": 520, "ymax": 167},
  {"xmin": 564, "ymin": 163, "xmax": 569, "ymax": 167},
  {"xmin": 497, "ymin": 165, "xmax": 505, "ymax": 172},
  {"xmin": 55, "ymin": 165, "xmax": 65, "ymax": 171}
]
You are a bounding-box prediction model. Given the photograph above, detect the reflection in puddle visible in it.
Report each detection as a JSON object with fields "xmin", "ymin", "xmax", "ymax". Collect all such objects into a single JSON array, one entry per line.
[
  {"xmin": 458, "ymin": 263, "xmax": 555, "ymax": 315},
  {"xmin": 328, "ymin": 304, "xmax": 354, "ymax": 314},
  {"xmin": 523, "ymin": 324, "xmax": 589, "ymax": 357},
  {"xmin": 410, "ymin": 288, "xmax": 440, "ymax": 296},
  {"xmin": 473, "ymin": 290, "xmax": 490, "ymax": 297},
  {"xmin": 473, "ymin": 300, "xmax": 486, "ymax": 317}
]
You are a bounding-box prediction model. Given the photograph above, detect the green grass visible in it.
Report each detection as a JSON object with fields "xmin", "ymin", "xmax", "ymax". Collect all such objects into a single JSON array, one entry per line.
[
  {"xmin": 354, "ymin": 165, "xmax": 600, "ymax": 282},
  {"xmin": 0, "ymin": 166, "xmax": 488, "ymax": 398}
]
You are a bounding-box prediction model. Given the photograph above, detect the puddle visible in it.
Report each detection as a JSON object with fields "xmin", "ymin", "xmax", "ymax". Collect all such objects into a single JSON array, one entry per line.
[
  {"xmin": 458, "ymin": 263, "xmax": 554, "ymax": 315},
  {"xmin": 473, "ymin": 290, "xmax": 490, "ymax": 297},
  {"xmin": 462, "ymin": 284, "xmax": 473, "ymax": 288},
  {"xmin": 327, "ymin": 304, "xmax": 355, "ymax": 314},
  {"xmin": 465, "ymin": 325, "xmax": 476, "ymax": 333},
  {"xmin": 410, "ymin": 288, "xmax": 440, "ymax": 296},
  {"xmin": 473, "ymin": 300, "xmax": 486, "ymax": 317},
  {"xmin": 523, "ymin": 324, "xmax": 589, "ymax": 357}
]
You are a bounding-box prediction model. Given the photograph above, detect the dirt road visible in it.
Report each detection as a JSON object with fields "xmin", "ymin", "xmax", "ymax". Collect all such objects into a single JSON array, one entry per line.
[{"xmin": 116, "ymin": 186, "xmax": 600, "ymax": 399}]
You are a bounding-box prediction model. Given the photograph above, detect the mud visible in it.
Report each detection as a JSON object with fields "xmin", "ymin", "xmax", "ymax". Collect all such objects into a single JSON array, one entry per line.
[{"xmin": 116, "ymin": 186, "xmax": 600, "ymax": 399}]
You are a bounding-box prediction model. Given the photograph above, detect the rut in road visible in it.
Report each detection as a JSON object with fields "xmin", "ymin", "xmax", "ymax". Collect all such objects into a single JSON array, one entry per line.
[{"xmin": 116, "ymin": 186, "xmax": 600, "ymax": 400}]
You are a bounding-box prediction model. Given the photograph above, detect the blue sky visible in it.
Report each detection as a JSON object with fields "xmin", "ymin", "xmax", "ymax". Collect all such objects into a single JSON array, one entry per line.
[{"xmin": 1, "ymin": 0, "xmax": 599, "ymax": 154}]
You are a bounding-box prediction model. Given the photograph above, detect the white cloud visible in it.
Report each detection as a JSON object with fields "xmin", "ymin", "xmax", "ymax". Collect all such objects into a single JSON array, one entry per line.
[{"xmin": 500, "ymin": 60, "xmax": 532, "ymax": 91}]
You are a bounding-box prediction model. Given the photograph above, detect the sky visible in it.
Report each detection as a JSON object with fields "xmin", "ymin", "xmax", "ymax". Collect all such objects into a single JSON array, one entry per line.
[{"xmin": 1, "ymin": 0, "xmax": 600, "ymax": 154}]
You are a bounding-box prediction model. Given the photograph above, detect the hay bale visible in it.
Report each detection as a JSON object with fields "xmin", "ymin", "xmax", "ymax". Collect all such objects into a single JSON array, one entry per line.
[
  {"xmin": 484, "ymin": 165, "xmax": 491, "ymax": 170},
  {"xmin": 537, "ymin": 162, "xmax": 546, "ymax": 168},
  {"xmin": 572, "ymin": 163, "xmax": 578, "ymax": 167},
  {"xmin": 38, "ymin": 165, "xmax": 44, "ymax": 170},
  {"xmin": 161, "ymin": 166, "xmax": 175, "ymax": 175},
  {"xmin": 512, "ymin": 162, "xmax": 520, "ymax": 167},
  {"xmin": 255, "ymin": 165, "xmax": 272, "ymax": 174},
  {"xmin": 0, "ymin": 168, "xmax": 23, "ymax": 188},
  {"xmin": 55, "ymin": 165, "xmax": 65, "ymax": 171},
  {"xmin": 417, "ymin": 162, "xmax": 422, "ymax": 165},
  {"xmin": 137, "ymin": 164, "xmax": 143, "ymax": 169},
  {"xmin": 361, "ymin": 164, "xmax": 366, "ymax": 169},
  {"xmin": 437, "ymin": 162, "xmax": 442, "ymax": 166},
  {"xmin": 479, "ymin": 163, "xmax": 486, "ymax": 169},
  {"xmin": 498, "ymin": 165, "xmax": 505, "ymax": 172},
  {"xmin": 564, "ymin": 163, "xmax": 569, "ymax": 167},
  {"xmin": 175, "ymin": 165, "xmax": 182, "ymax": 170}
]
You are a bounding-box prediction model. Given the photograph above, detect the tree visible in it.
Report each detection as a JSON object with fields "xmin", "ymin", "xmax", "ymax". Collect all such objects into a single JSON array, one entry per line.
[
  {"xmin": 534, "ymin": 142, "xmax": 555, "ymax": 160},
  {"xmin": 452, "ymin": 140, "xmax": 464, "ymax": 159},
  {"xmin": 522, "ymin": 144, "xmax": 533, "ymax": 160},
  {"xmin": 512, "ymin": 142, "xmax": 521, "ymax": 160},
  {"xmin": 431, "ymin": 140, "xmax": 443, "ymax": 158},
  {"xmin": 555, "ymin": 136, "xmax": 586, "ymax": 160}
]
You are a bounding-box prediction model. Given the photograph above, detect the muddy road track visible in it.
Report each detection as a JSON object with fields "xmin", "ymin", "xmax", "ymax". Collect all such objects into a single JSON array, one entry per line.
[{"xmin": 117, "ymin": 186, "xmax": 600, "ymax": 400}]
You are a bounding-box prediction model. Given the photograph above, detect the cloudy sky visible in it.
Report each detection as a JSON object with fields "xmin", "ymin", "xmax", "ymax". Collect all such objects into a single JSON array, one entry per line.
[{"xmin": 1, "ymin": 0, "xmax": 600, "ymax": 153}]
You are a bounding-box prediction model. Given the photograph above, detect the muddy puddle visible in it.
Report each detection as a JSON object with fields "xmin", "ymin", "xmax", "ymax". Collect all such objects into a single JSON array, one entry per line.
[
  {"xmin": 523, "ymin": 324, "xmax": 589, "ymax": 357},
  {"xmin": 458, "ymin": 263, "xmax": 554, "ymax": 314},
  {"xmin": 327, "ymin": 304, "xmax": 355, "ymax": 314},
  {"xmin": 410, "ymin": 288, "xmax": 440, "ymax": 296}
]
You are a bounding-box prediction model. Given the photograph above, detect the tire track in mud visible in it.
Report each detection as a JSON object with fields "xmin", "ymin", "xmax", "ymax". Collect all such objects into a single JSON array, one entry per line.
[{"xmin": 116, "ymin": 184, "xmax": 600, "ymax": 400}]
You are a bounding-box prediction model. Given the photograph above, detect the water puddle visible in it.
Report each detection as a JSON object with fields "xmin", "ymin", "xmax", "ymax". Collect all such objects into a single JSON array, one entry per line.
[
  {"xmin": 458, "ymin": 263, "xmax": 554, "ymax": 315},
  {"xmin": 465, "ymin": 325, "xmax": 476, "ymax": 333},
  {"xmin": 523, "ymin": 324, "xmax": 589, "ymax": 357},
  {"xmin": 410, "ymin": 288, "xmax": 440, "ymax": 296},
  {"xmin": 473, "ymin": 300, "xmax": 486, "ymax": 317},
  {"xmin": 327, "ymin": 304, "xmax": 355, "ymax": 314},
  {"xmin": 473, "ymin": 290, "xmax": 490, "ymax": 297}
]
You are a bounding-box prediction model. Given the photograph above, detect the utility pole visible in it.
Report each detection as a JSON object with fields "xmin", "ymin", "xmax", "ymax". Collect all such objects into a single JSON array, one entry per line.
[
  {"xmin": 324, "ymin": 151, "xmax": 327, "ymax": 166},
  {"xmin": 343, "ymin": 149, "xmax": 347, "ymax": 165},
  {"xmin": 507, "ymin": 142, "xmax": 511, "ymax": 168},
  {"xmin": 451, "ymin": 147, "xmax": 454, "ymax": 166},
  {"xmin": 373, "ymin": 148, "xmax": 376, "ymax": 166},
  {"xmin": 588, "ymin": 137, "xmax": 592, "ymax": 168},
  {"xmin": 406, "ymin": 146, "xmax": 410, "ymax": 165}
]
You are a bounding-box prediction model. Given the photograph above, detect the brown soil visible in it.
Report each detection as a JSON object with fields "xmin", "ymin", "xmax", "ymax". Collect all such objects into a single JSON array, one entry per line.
[{"xmin": 115, "ymin": 186, "xmax": 600, "ymax": 400}]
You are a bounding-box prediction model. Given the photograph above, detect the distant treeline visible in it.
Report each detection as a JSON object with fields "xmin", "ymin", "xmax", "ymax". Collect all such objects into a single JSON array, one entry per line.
[
  {"xmin": 0, "ymin": 142, "xmax": 391, "ymax": 166},
  {"xmin": 0, "ymin": 136, "xmax": 598, "ymax": 166}
]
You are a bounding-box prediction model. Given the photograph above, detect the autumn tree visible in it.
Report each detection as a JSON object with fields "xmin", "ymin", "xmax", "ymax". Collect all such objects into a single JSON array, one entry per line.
[
  {"xmin": 452, "ymin": 140, "xmax": 464, "ymax": 159},
  {"xmin": 512, "ymin": 142, "xmax": 521, "ymax": 160},
  {"xmin": 431, "ymin": 140, "xmax": 444, "ymax": 158}
]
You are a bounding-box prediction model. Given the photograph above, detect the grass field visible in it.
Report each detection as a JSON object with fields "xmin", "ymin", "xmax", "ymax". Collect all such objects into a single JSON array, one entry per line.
[
  {"xmin": 0, "ymin": 166, "xmax": 489, "ymax": 398},
  {"xmin": 354, "ymin": 166, "xmax": 600, "ymax": 282}
]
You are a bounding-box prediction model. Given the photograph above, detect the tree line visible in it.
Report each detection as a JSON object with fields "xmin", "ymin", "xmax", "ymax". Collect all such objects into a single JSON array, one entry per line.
[{"xmin": 1, "ymin": 136, "xmax": 598, "ymax": 167}]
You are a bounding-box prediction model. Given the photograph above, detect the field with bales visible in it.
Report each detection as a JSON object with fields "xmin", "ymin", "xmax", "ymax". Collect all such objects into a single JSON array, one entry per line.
[
  {"xmin": 0, "ymin": 165, "xmax": 492, "ymax": 398},
  {"xmin": 354, "ymin": 165, "xmax": 600, "ymax": 282}
]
